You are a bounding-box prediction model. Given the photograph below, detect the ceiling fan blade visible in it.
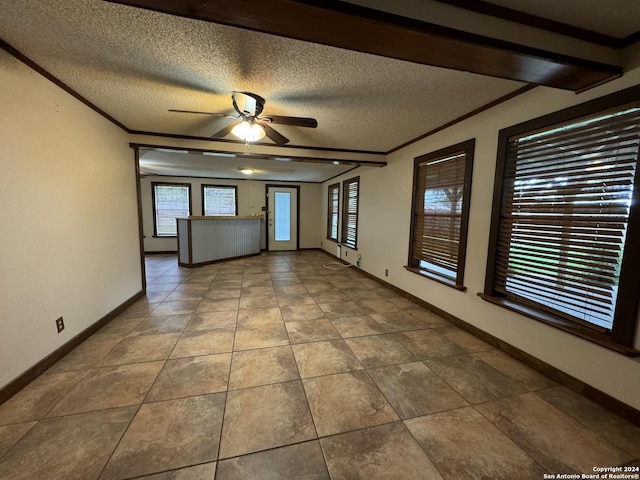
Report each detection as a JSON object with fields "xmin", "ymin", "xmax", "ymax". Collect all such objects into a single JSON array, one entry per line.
[
  {"xmin": 211, "ymin": 121, "xmax": 240, "ymax": 139},
  {"xmin": 261, "ymin": 115, "xmax": 318, "ymax": 128},
  {"xmin": 261, "ymin": 123, "xmax": 289, "ymax": 145},
  {"xmin": 169, "ymin": 109, "xmax": 226, "ymax": 116}
]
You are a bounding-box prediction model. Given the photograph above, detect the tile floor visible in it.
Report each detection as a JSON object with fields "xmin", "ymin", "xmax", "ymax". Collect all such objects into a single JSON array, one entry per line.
[{"xmin": 0, "ymin": 251, "xmax": 638, "ymax": 479}]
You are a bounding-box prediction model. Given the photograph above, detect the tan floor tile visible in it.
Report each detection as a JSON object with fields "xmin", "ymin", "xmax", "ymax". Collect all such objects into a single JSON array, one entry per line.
[
  {"xmin": 321, "ymin": 422, "xmax": 442, "ymax": 480},
  {"xmin": 186, "ymin": 311, "xmax": 237, "ymax": 331},
  {"xmin": 536, "ymin": 386, "xmax": 640, "ymax": 458},
  {"xmin": 425, "ymin": 354, "xmax": 526, "ymax": 404},
  {"xmin": 477, "ymin": 393, "xmax": 631, "ymax": 473},
  {"xmin": 229, "ymin": 346, "xmax": 299, "ymax": 390},
  {"xmin": 311, "ymin": 291, "xmax": 350, "ymax": 303},
  {"xmin": 233, "ymin": 324, "xmax": 290, "ymax": 350},
  {"xmin": 196, "ymin": 298, "xmax": 240, "ymax": 313},
  {"xmin": 368, "ymin": 362, "xmax": 468, "ymax": 419},
  {"xmin": 0, "ymin": 407, "xmax": 135, "ymax": 480},
  {"xmin": 170, "ymin": 329, "xmax": 235, "ymax": 358},
  {"xmin": 48, "ymin": 336, "xmax": 123, "ymax": 373},
  {"xmin": 237, "ymin": 307, "xmax": 282, "ymax": 327},
  {"xmin": 345, "ymin": 335, "xmax": 417, "ymax": 368},
  {"xmin": 371, "ymin": 287, "xmax": 402, "ymax": 298},
  {"xmin": 305, "ymin": 283, "xmax": 340, "ymax": 294},
  {"xmin": 241, "ymin": 286, "xmax": 275, "ymax": 296},
  {"xmin": 242, "ymin": 276, "xmax": 272, "ymax": 288},
  {"xmin": 183, "ymin": 273, "xmax": 216, "ymax": 284},
  {"xmin": 387, "ymin": 296, "xmax": 420, "ymax": 309},
  {"xmin": 356, "ymin": 278, "xmax": 380, "ymax": 289},
  {"xmin": 303, "ymin": 371, "xmax": 398, "ymax": 437},
  {"xmin": 281, "ymin": 304, "xmax": 327, "ymax": 322},
  {"xmin": 272, "ymin": 278, "xmax": 301, "ymax": 286},
  {"xmin": 276, "ymin": 294, "xmax": 316, "ymax": 307},
  {"xmin": 274, "ymin": 284, "xmax": 308, "ymax": 295},
  {"xmin": 101, "ymin": 394, "xmax": 225, "ymax": 479},
  {"xmin": 292, "ymin": 340, "xmax": 363, "ymax": 378},
  {"xmin": 163, "ymin": 290, "xmax": 206, "ymax": 302},
  {"xmin": 209, "ymin": 281, "xmax": 243, "ymax": 290},
  {"xmin": 204, "ymin": 288, "xmax": 241, "ymax": 300},
  {"xmin": 0, "ymin": 371, "xmax": 86, "ymax": 425},
  {"xmin": 151, "ymin": 301, "xmax": 201, "ymax": 316},
  {"xmin": 49, "ymin": 362, "xmax": 163, "ymax": 416},
  {"xmin": 394, "ymin": 329, "xmax": 467, "ymax": 359},
  {"xmin": 219, "ymin": 381, "xmax": 316, "ymax": 458},
  {"xmin": 239, "ymin": 295, "xmax": 279, "ymax": 310},
  {"xmin": 436, "ymin": 326, "xmax": 494, "ymax": 352},
  {"xmin": 330, "ymin": 315, "xmax": 393, "ymax": 337},
  {"xmin": 341, "ymin": 287, "xmax": 382, "ymax": 300},
  {"xmin": 217, "ymin": 440, "xmax": 329, "ymax": 479},
  {"xmin": 99, "ymin": 333, "xmax": 180, "ymax": 366},
  {"xmin": 369, "ymin": 311, "xmax": 427, "ymax": 332},
  {"xmin": 146, "ymin": 354, "xmax": 231, "ymax": 402},
  {"xmin": 404, "ymin": 307, "xmax": 451, "ymax": 328},
  {"xmin": 318, "ymin": 301, "xmax": 366, "ymax": 318},
  {"xmin": 285, "ymin": 319, "xmax": 341, "ymax": 344},
  {"xmin": 93, "ymin": 316, "xmax": 144, "ymax": 338},
  {"xmin": 174, "ymin": 283, "xmax": 209, "ymax": 293},
  {"xmin": 128, "ymin": 314, "xmax": 191, "ymax": 336},
  {"xmin": 473, "ymin": 350, "xmax": 556, "ymax": 391},
  {"xmin": 352, "ymin": 298, "xmax": 399, "ymax": 313},
  {"xmin": 118, "ymin": 302, "xmax": 157, "ymax": 319},
  {"xmin": 134, "ymin": 463, "xmax": 216, "ymax": 479},
  {"xmin": 405, "ymin": 407, "xmax": 545, "ymax": 480},
  {"xmin": 0, "ymin": 422, "xmax": 36, "ymax": 458}
]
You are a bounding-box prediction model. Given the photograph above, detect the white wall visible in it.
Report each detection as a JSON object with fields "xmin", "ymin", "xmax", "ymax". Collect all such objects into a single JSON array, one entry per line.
[
  {"xmin": 0, "ymin": 49, "xmax": 142, "ymax": 389},
  {"xmin": 141, "ymin": 176, "xmax": 322, "ymax": 252},
  {"xmin": 321, "ymin": 67, "xmax": 640, "ymax": 410}
]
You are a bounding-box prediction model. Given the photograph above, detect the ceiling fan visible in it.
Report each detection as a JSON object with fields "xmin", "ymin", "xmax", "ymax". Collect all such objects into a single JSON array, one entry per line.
[{"xmin": 169, "ymin": 91, "xmax": 318, "ymax": 146}]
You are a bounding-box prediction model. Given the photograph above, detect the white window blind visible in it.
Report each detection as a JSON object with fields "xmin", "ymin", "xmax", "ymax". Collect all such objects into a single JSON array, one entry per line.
[
  {"xmin": 327, "ymin": 183, "xmax": 339, "ymax": 240},
  {"xmin": 203, "ymin": 185, "xmax": 237, "ymax": 216},
  {"xmin": 341, "ymin": 177, "xmax": 359, "ymax": 248},
  {"xmin": 153, "ymin": 183, "xmax": 191, "ymax": 236}
]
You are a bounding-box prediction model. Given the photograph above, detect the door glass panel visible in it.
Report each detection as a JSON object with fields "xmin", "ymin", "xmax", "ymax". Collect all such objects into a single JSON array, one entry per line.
[{"xmin": 274, "ymin": 192, "xmax": 291, "ymax": 241}]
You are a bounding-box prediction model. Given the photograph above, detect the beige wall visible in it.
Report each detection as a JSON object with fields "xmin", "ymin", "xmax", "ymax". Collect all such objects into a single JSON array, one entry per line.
[
  {"xmin": 322, "ymin": 67, "xmax": 640, "ymax": 410},
  {"xmin": 141, "ymin": 176, "xmax": 322, "ymax": 252},
  {"xmin": 0, "ymin": 49, "xmax": 142, "ymax": 389}
]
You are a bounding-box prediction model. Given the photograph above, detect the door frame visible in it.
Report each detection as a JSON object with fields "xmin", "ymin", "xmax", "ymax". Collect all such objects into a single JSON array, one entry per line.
[{"xmin": 265, "ymin": 184, "xmax": 301, "ymax": 251}]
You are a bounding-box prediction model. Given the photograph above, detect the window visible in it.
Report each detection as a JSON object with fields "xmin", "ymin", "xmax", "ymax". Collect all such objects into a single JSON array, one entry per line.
[
  {"xmin": 327, "ymin": 183, "xmax": 340, "ymax": 241},
  {"xmin": 483, "ymin": 85, "xmax": 640, "ymax": 352},
  {"xmin": 202, "ymin": 185, "xmax": 237, "ymax": 216},
  {"xmin": 152, "ymin": 182, "xmax": 191, "ymax": 237},
  {"xmin": 341, "ymin": 176, "xmax": 360, "ymax": 248},
  {"xmin": 407, "ymin": 139, "xmax": 474, "ymax": 289}
]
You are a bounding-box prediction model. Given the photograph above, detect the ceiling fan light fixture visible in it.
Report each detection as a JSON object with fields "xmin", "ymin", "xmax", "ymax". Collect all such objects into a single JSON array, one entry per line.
[
  {"xmin": 239, "ymin": 168, "xmax": 254, "ymax": 175},
  {"xmin": 231, "ymin": 120, "xmax": 265, "ymax": 142}
]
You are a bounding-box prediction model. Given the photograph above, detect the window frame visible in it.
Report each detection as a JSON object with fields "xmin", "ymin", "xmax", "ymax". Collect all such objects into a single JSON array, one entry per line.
[
  {"xmin": 152, "ymin": 182, "xmax": 192, "ymax": 237},
  {"xmin": 482, "ymin": 85, "xmax": 640, "ymax": 354},
  {"xmin": 406, "ymin": 139, "xmax": 475, "ymax": 290},
  {"xmin": 327, "ymin": 183, "xmax": 340, "ymax": 241},
  {"xmin": 201, "ymin": 184, "xmax": 238, "ymax": 216},
  {"xmin": 341, "ymin": 176, "xmax": 360, "ymax": 249}
]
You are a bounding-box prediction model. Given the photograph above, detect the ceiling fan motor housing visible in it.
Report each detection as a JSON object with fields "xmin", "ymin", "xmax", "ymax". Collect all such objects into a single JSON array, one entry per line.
[{"xmin": 232, "ymin": 91, "xmax": 265, "ymax": 117}]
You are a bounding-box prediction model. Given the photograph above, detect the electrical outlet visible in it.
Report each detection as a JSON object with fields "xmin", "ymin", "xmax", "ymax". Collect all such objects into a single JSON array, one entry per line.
[
  {"xmin": 321, "ymin": 240, "xmax": 323, "ymax": 246},
  {"xmin": 56, "ymin": 317, "xmax": 65, "ymax": 333},
  {"xmin": 385, "ymin": 269, "xmax": 389, "ymax": 277},
  {"xmin": 345, "ymin": 251, "xmax": 348, "ymax": 257}
]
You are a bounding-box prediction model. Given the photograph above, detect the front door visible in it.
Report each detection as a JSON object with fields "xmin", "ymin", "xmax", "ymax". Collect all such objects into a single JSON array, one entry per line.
[{"xmin": 267, "ymin": 186, "xmax": 298, "ymax": 251}]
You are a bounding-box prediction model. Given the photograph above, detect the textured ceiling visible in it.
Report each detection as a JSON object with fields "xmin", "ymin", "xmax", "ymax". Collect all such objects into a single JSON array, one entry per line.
[
  {"xmin": 0, "ymin": 0, "xmax": 526, "ymax": 153},
  {"xmin": 1, "ymin": 0, "xmax": 638, "ymax": 181}
]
